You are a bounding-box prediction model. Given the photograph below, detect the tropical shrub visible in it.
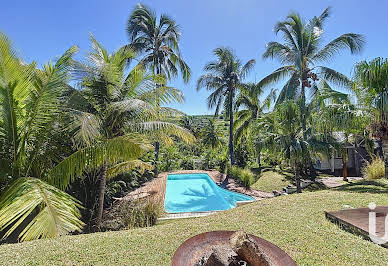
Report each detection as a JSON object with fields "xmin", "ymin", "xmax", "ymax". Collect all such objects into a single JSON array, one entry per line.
[
  {"xmin": 234, "ymin": 142, "xmax": 251, "ymax": 168},
  {"xmin": 180, "ymin": 158, "xmax": 195, "ymax": 170},
  {"xmin": 229, "ymin": 166, "xmax": 254, "ymax": 188},
  {"xmin": 363, "ymin": 157, "xmax": 385, "ymax": 180},
  {"xmin": 159, "ymin": 146, "xmax": 180, "ymax": 172},
  {"xmin": 120, "ymin": 198, "xmax": 162, "ymax": 229}
]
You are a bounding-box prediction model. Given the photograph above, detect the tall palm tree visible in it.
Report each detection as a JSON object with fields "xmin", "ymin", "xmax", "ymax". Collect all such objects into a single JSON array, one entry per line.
[
  {"xmin": 353, "ymin": 57, "xmax": 388, "ymax": 177},
  {"xmin": 234, "ymin": 83, "xmax": 277, "ymax": 142},
  {"xmin": 197, "ymin": 48, "xmax": 255, "ymax": 165},
  {"xmin": 0, "ymin": 33, "xmax": 84, "ymax": 241},
  {"xmin": 261, "ymin": 7, "xmax": 364, "ymax": 133},
  {"xmin": 49, "ymin": 35, "xmax": 194, "ymax": 227},
  {"xmin": 125, "ymin": 3, "xmax": 191, "ymax": 175}
]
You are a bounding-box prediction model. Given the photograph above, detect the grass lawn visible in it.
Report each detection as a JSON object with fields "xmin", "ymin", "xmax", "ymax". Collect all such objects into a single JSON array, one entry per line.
[
  {"xmin": 251, "ymin": 169, "xmax": 293, "ymax": 192},
  {"xmin": 0, "ymin": 179, "xmax": 387, "ymax": 265}
]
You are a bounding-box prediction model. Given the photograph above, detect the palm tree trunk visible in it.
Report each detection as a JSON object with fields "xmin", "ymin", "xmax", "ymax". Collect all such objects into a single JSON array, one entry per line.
[
  {"xmin": 96, "ymin": 162, "xmax": 107, "ymax": 227},
  {"xmin": 342, "ymin": 156, "xmax": 348, "ymax": 182},
  {"xmin": 309, "ymin": 161, "xmax": 317, "ymax": 181},
  {"xmin": 300, "ymin": 83, "xmax": 306, "ymax": 133},
  {"xmin": 154, "ymin": 66, "xmax": 161, "ymax": 177},
  {"xmin": 228, "ymin": 91, "xmax": 235, "ymax": 165},
  {"xmin": 383, "ymin": 139, "xmax": 388, "ymax": 178},
  {"xmin": 154, "ymin": 141, "xmax": 160, "ymax": 176},
  {"xmin": 257, "ymin": 152, "xmax": 261, "ymax": 168},
  {"xmin": 295, "ymin": 162, "xmax": 301, "ymax": 193}
]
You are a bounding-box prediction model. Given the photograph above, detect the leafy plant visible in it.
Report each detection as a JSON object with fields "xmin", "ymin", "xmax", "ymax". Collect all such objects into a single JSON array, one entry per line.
[
  {"xmin": 180, "ymin": 158, "xmax": 195, "ymax": 170},
  {"xmin": 229, "ymin": 166, "xmax": 254, "ymax": 188},
  {"xmin": 362, "ymin": 157, "xmax": 385, "ymax": 180},
  {"xmin": 119, "ymin": 198, "xmax": 162, "ymax": 229},
  {"xmin": 0, "ymin": 33, "xmax": 84, "ymax": 241}
]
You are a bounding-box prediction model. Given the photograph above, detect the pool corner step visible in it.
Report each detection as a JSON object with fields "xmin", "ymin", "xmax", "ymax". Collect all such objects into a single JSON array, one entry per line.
[{"xmin": 158, "ymin": 211, "xmax": 221, "ymax": 221}]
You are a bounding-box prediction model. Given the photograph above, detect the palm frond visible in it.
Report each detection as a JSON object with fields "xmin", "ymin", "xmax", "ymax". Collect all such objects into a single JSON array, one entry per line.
[
  {"xmin": 106, "ymin": 160, "xmax": 152, "ymax": 179},
  {"xmin": 48, "ymin": 134, "xmax": 152, "ymax": 189},
  {"xmin": 313, "ymin": 33, "xmax": 365, "ymax": 62},
  {"xmin": 318, "ymin": 66, "xmax": 352, "ymax": 88},
  {"xmin": 257, "ymin": 66, "xmax": 294, "ymax": 89},
  {"xmin": 129, "ymin": 121, "xmax": 195, "ymax": 144},
  {"xmin": 0, "ymin": 178, "xmax": 84, "ymax": 242}
]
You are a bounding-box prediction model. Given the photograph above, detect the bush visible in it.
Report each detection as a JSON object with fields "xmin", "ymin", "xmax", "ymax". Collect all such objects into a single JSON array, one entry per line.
[
  {"xmin": 120, "ymin": 197, "xmax": 162, "ymax": 229},
  {"xmin": 235, "ymin": 147, "xmax": 250, "ymax": 168},
  {"xmin": 180, "ymin": 158, "xmax": 194, "ymax": 170},
  {"xmin": 229, "ymin": 166, "xmax": 254, "ymax": 188},
  {"xmin": 363, "ymin": 157, "xmax": 385, "ymax": 180},
  {"xmin": 217, "ymin": 156, "xmax": 228, "ymax": 173}
]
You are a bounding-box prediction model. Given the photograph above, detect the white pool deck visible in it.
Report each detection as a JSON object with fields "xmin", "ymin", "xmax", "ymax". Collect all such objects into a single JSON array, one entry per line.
[{"xmin": 158, "ymin": 199, "xmax": 256, "ymax": 221}]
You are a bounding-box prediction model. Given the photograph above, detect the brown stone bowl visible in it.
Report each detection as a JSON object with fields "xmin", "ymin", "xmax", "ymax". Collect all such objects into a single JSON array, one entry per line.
[{"xmin": 171, "ymin": 230, "xmax": 296, "ymax": 266}]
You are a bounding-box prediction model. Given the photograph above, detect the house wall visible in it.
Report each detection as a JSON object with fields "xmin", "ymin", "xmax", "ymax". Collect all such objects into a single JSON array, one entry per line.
[{"xmin": 315, "ymin": 148, "xmax": 355, "ymax": 171}]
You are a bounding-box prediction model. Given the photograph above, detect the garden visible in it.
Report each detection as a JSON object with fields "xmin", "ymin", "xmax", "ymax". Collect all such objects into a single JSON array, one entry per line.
[{"xmin": 0, "ymin": 2, "xmax": 387, "ymax": 265}]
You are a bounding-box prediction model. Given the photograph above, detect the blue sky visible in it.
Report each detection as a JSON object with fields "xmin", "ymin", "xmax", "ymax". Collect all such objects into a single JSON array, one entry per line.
[{"xmin": 1, "ymin": 0, "xmax": 386, "ymax": 114}]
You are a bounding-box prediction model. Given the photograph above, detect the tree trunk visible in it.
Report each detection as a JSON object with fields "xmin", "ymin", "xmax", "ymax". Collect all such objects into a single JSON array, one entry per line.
[
  {"xmin": 295, "ymin": 163, "xmax": 301, "ymax": 193},
  {"xmin": 257, "ymin": 152, "xmax": 261, "ymax": 168},
  {"xmin": 309, "ymin": 161, "xmax": 316, "ymax": 181},
  {"xmin": 342, "ymin": 156, "xmax": 348, "ymax": 182},
  {"xmin": 354, "ymin": 142, "xmax": 360, "ymax": 177},
  {"xmin": 383, "ymin": 139, "xmax": 388, "ymax": 179},
  {"xmin": 96, "ymin": 162, "xmax": 107, "ymax": 227},
  {"xmin": 154, "ymin": 141, "xmax": 160, "ymax": 177},
  {"xmin": 300, "ymin": 84, "xmax": 306, "ymax": 133},
  {"xmin": 228, "ymin": 91, "xmax": 235, "ymax": 165}
]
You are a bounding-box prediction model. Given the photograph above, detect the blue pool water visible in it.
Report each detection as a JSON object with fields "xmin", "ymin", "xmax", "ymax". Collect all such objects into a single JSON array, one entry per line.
[{"xmin": 164, "ymin": 173, "xmax": 254, "ymax": 213}]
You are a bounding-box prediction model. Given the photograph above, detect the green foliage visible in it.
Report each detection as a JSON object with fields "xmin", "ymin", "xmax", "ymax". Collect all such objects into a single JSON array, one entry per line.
[
  {"xmin": 201, "ymin": 119, "xmax": 222, "ymax": 148},
  {"xmin": 197, "ymin": 47, "xmax": 255, "ymax": 164},
  {"xmin": 126, "ymin": 3, "xmax": 191, "ymax": 82},
  {"xmin": 362, "ymin": 157, "xmax": 385, "ymax": 180},
  {"xmin": 0, "ymin": 32, "xmax": 84, "ymax": 241},
  {"xmin": 0, "ymin": 178, "xmax": 84, "ymax": 242},
  {"xmin": 159, "ymin": 146, "xmax": 180, "ymax": 172},
  {"xmin": 229, "ymin": 166, "xmax": 254, "ymax": 188},
  {"xmin": 119, "ymin": 198, "xmax": 161, "ymax": 229},
  {"xmin": 262, "ymin": 7, "xmax": 364, "ymax": 105},
  {"xmin": 234, "ymin": 141, "xmax": 250, "ymax": 168},
  {"xmin": 180, "ymin": 158, "xmax": 194, "ymax": 170},
  {"xmin": 1, "ymin": 180, "xmax": 388, "ymax": 265}
]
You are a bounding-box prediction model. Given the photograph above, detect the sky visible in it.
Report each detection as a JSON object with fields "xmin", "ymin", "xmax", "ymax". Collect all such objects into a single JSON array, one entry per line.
[{"xmin": 1, "ymin": 0, "xmax": 387, "ymax": 115}]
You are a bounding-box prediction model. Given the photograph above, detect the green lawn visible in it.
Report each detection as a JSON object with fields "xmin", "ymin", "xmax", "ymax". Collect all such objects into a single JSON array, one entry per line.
[
  {"xmin": 0, "ymin": 179, "xmax": 387, "ymax": 265},
  {"xmin": 251, "ymin": 169, "xmax": 293, "ymax": 192}
]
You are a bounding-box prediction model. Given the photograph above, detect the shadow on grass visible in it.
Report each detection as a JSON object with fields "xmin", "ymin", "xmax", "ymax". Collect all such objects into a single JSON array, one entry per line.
[
  {"xmin": 334, "ymin": 180, "xmax": 388, "ymax": 194},
  {"xmin": 304, "ymin": 182, "xmax": 329, "ymax": 192}
]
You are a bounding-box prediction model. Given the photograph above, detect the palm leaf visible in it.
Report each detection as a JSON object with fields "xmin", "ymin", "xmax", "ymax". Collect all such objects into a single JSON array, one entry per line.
[
  {"xmin": 48, "ymin": 134, "xmax": 152, "ymax": 189},
  {"xmin": 0, "ymin": 178, "xmax": 84, "ymax": 242},
  {"xmin": 106, "ymin": 160, "xmax": 153, "ymax": 179}
]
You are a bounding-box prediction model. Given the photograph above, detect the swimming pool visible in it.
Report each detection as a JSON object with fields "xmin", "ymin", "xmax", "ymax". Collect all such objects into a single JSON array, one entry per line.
[{"xmin": 164, "ymin": 173, "xmax": 254, "ymax": 213}]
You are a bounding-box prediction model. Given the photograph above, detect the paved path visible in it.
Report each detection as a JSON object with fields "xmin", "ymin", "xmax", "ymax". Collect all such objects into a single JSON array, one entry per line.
[{"xmin": 316, "ymin": 176, "xmax": 363, "ymax": 188}]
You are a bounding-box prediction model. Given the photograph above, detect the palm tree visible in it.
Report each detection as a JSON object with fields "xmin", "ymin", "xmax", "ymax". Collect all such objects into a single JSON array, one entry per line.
[
  {"xmin": 49, "ymin": 35, "xmax": 194, "ymax": 227},
  {"xmin": 202, "ymin": 119, "xmax": 222, "ymax": 149},
  {"xmin": 197, "ymin": 48, "xmax": 255, "ymax": 165},
  {"xmin": 269, "ymin": 100, "xmax": 335, "ymax": 192},
  {"xmin": 0, "ymin": 33, "xmax": 84, "ymax": 241},
  {"xmin": 353, "ymin": 57, "xmax": 388, "ymax": 177},
  {"xmin": 125, "ymin": 3, "xmax": 191, "ymax": 175},
  {"xmin": 234, "ymin": 83, "xmax": 277, "ymax": 166},
  {"xmin": 261, "ymin": 7, "xmax": 364, "ymax": 134}
]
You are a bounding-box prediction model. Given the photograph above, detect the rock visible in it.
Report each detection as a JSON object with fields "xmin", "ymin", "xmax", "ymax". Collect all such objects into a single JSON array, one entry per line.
[
  {"xmin": 229, "ymin": 231, "xmax": 274, "ymax": 266},
  {"xmin": 203, "ymin": 246, "xmax": 237, "ymax": 266}
]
